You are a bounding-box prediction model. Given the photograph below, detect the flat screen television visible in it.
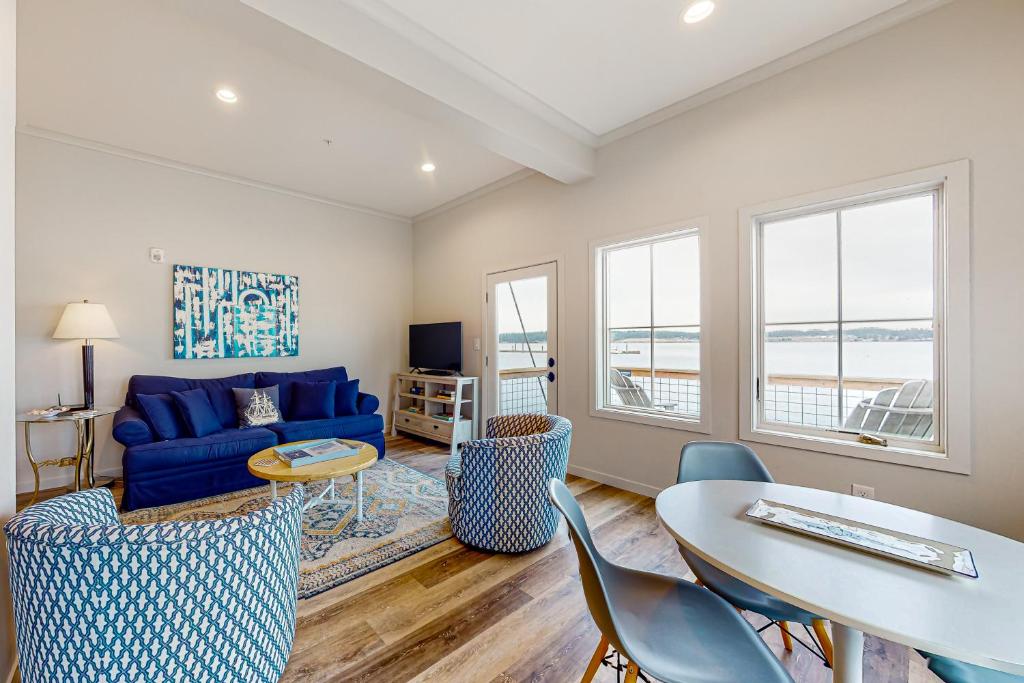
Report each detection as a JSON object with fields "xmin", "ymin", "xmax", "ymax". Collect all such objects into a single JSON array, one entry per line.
[{"xmin": 409, "ymin": 322, "xmax": 462, "ymax": 374}]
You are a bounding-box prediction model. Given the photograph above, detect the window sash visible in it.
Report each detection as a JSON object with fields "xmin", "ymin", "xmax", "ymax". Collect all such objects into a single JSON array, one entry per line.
[
  {"xmin": 753, "ymin": 188, "xmax": 943, "ymax": 452},
  {"xmin": 598, "ymin": 229, "xmax": 701, "ymax": 421}
]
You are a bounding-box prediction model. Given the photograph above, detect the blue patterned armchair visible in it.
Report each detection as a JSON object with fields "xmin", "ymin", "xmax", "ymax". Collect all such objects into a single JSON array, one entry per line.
[
  {"xmin": 5, "ymin": 485, "xmax": 304, "ymax": 683},
  {"xmin": 446, "ymin": 414, "xmax": 572, "ymax": 552}
]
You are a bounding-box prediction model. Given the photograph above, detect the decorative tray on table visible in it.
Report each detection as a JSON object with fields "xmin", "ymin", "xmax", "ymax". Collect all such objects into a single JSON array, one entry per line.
[{"xmin": 746, "ymin": 498, "xmax": 978, "ymax": 579}]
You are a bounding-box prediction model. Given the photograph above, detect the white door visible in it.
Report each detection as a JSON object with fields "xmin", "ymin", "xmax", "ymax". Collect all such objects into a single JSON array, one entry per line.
[{"xmin": 485, "ymin": 262, "xmax": 558, "ymax": 418}]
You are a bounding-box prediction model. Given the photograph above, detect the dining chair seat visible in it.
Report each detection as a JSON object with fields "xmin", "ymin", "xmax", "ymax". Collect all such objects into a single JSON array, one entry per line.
[
  {"xmin": 549, "ymin": 479, "xmax": 793, "ymax": 683},
  {"xmin": 920, "ymin": 652, "xmax": 1024, "ymax": 683},
  {"xmin": 684, "ymin": 550, "xmax": 819, "ymax": 624}
]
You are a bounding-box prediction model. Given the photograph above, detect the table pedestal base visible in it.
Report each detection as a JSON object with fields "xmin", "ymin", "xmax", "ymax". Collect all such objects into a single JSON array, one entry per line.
[{"xmin": 832, "ymin": 623, "xmax": 864, "ymax": 683}]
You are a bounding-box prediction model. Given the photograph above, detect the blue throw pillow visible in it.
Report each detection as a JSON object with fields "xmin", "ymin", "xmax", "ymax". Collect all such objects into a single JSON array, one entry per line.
[
  {"xmin": 336, "ymin": 379, "xmax": 360, "ymax": 416},
  {"xmin": 135, "ymin": 393, "xmax": 185, "ymax": 441},
  {"xmin": 171, "ymin": 388, "xmax": 221, "ymax": 438},
  {"xmin": 290, "ymin": 380, "xmax": 336, "ymax": 421},
  {"xmin": 233, "ymin": 385, "xmax": 282, "ymax": 427}
]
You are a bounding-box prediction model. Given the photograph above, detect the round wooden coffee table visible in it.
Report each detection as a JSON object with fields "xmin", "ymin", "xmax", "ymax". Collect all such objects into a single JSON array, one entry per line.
[{"xmin": 247, "ymin": 440, "xmax": 378, "ymax": 520}]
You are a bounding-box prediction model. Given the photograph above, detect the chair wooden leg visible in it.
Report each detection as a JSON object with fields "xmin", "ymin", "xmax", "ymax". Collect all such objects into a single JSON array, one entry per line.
[
  {"xmin": 812, "ymin": 619, "xmax": 834, "ymax": 668},
  {"xmin": 779, "ymin": 621, "xmax": 794, "ymax": 652},
  {"xmin": 624, "ymin": 661, "xmax": 640, "ymax": 683},
  {"xmin": 580, "ymin": 635, "xmax": 609, "ymax": 683}
]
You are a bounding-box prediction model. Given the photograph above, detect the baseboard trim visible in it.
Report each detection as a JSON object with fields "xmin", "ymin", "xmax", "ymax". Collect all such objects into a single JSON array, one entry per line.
[
  {"xmin": 17, "ymin": 466, "xmax": 123, "ymax": 496},
  {"xmin": 567, "ymin": 464, "xmax": 661, "ymax": 499}
]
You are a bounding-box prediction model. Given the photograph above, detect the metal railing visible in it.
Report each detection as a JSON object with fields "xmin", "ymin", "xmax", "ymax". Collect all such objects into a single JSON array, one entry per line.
[
  {"xmin": 499, "ymin": 364, "xmax": 915, "ymax": 430},
  {"xmin": 498, "ymin": 368, "xmax": 549, "ymax": 415}
]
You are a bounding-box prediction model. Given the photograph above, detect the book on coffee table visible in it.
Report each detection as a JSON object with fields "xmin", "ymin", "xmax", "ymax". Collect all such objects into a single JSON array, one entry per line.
[{"xmin": 274, "ymin": 439, "xmax": 362, "ymax": 468}]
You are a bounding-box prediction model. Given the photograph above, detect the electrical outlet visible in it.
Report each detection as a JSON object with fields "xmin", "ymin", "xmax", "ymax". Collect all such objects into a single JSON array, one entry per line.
[
  {"xmin": 473, "ymin": 337, "xmax": 481, "ymax": 351},
  {"xmin": 149, "ymin": 247, "xmax": 166, "ymax": 264},
  {"xmin": 851, "ymin": 484, "xmax": 875, "ymax": 499}
]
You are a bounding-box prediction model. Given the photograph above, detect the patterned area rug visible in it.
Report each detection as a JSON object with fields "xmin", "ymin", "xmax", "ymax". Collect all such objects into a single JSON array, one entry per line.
[{"xmin": 120, "ymin": 458, "xmax": 452, "ymax": 599}]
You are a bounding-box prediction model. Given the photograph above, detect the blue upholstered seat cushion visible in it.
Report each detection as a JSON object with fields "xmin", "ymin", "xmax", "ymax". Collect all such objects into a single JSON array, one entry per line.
[
  {"xmin": 336, "ymin": 379, "xmax": 359, "ymax": 416},
  {"xmin": 135, "ymin": 393, "xmax": 186, "ymax": 441},
  {"xmin": 123, "ymin": 427, "xmax": 279, "ymax": 474},
  {"xmin": 127, "ymin": 372, "xmax": 256, "ymax": 428},
  {"xmin": 255, "ymin": 367, "xmax": 347, "ymax": 418},
  {"xmin": 171, "ymin": 389, "xmax": 222, "ymax": 438},
  {"xmin": 266, "ymin": 414, "xmax": 384, "ymax": 443},
  {"xmin": 289, "ymin": 381, "xmax": 336, "ymax": 421}
]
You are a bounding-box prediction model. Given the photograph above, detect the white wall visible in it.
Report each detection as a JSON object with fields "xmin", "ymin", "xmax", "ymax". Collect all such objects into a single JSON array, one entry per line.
[
  {"xmin": 413, "ymin": 0, "xmax": 1024, "ymax": 538},
  {"xmin": 1, "ymin": 0, "xmax": 15, "ymax": 676},
  {"xmin": 15, "ymin": 134, "xmax": 413, "ymax": 492}
]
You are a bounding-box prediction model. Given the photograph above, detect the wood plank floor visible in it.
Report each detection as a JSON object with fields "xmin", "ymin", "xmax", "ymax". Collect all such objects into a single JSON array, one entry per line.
[{"xmin": 17, "ymin": 435, "xmax": 938, "ymax": 682}]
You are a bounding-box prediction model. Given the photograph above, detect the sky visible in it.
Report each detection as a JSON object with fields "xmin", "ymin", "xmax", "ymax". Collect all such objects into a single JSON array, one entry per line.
[{"xmin": 493, "ymin": 193, "xmax": 935, "ymax": 336}]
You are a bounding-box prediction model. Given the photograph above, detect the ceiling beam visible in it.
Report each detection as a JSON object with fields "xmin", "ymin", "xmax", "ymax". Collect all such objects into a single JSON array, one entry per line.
[{"xmin": 236, "ymin": 0, "xmax": 596, "ymax": 184}]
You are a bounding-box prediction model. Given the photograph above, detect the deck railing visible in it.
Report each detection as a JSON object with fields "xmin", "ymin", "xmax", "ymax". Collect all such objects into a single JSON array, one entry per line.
[{"xmin": 499, "ymin": 365, "xmax": 913, "ymax": 429}]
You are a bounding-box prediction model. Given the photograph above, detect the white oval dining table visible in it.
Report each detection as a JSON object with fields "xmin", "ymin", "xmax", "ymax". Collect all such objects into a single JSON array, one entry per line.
[{"xmin": 656, "ymin": 480, "xmax": 1024, "ymax": 683}]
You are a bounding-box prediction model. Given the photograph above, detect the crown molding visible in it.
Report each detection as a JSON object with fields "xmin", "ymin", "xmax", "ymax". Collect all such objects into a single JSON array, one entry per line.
[
  {"xmin": 412, "ymin": 168, "xmax": 536, "ymax": 224},
  {"xmin": 597, "ymin": 0, "xmax": 954, "ymax": 146},
  {"xmin": 16, "ymin": 125, "xmax": 412, "ymax": 223}
]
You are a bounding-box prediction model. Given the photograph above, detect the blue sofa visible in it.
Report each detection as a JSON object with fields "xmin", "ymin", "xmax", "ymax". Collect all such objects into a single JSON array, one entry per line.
[{"xmin": 112, "ymin": 366, "xmax": 384, "ymax": 511}]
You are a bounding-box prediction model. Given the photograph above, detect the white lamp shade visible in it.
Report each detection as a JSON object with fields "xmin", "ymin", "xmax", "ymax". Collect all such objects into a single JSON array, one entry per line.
[{"xmin": 52, "ymin": 302, "xmax": 120, "ymax": 340}]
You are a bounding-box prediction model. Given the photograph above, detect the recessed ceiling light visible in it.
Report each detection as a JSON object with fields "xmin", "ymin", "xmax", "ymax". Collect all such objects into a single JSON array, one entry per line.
[
  {"xmin": 421, "ymin": 162, "xmax": 436, "ymax": 173},
  {"xmin": 216, "ymin": 88, "xmax": 238, "ymax": 103},
  {"xmin": 681, "ymin": 0, "xmax": 715, "ymax": 24}
]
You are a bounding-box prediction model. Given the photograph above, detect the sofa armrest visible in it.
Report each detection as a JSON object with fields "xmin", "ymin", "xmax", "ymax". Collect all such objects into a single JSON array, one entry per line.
[
  {"xmin": 112, "ymin": 405, "xmax": 155, "ymax": 447},
  {"xmin": 356, "ymin": 392, "xmax": 380, "ymax": 416}
]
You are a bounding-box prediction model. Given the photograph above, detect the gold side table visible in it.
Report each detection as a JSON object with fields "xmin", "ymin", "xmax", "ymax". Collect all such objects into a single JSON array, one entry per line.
[{"xmin": 17, "ymin": 407, "xmax": 118, "ymax": 505}]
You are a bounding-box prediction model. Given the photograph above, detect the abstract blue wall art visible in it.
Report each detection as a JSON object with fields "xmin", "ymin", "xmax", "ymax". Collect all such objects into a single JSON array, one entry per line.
[{"xmin": 173, "ymin": 264, "xmax": 299, "ymax": 359}]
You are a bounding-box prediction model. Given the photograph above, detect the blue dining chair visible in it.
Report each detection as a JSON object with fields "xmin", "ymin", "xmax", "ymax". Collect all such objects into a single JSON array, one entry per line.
[
  {"xmin": 676, "ymin": 441, "xmax": 834, "ymax": 668},
  {"xmin": 548, "ymin": 479, "xmax": 794, "ymax": 683},
  {"xmin": 919, "ymin": 652, "xmax": 1024, "ymax": 683}
]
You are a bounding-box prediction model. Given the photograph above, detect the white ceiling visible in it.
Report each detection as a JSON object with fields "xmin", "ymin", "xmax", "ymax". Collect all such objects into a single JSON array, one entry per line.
[
  {"xmin": 17, "ymin": 0, "xmax": 945, "ymax": 218},
  {"xmin": 375, "ymin": 0, "xmax": 909, "ymax": 136},
  {"xmin": 16, "ymin": 0, "xmax": 522, "ymax": 218}
]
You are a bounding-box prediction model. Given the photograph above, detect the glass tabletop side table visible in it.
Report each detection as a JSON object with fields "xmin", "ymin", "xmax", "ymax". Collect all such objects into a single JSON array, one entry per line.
[{"xmin": 16, "ymin": 407, "xmax": 119, "ymax": 505}]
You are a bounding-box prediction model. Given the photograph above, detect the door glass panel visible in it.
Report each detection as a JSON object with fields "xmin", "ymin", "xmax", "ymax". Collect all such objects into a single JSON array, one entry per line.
[{"xmin": 495, "ymin": 275, "xmax": 549, "ymax": 415}]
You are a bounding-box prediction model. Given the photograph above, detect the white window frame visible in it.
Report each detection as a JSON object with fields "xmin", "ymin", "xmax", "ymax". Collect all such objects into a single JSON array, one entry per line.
[
  {"xmin": 590, "ymin": 218, "xmax": 712, "ymax": 434},
  {"xmin": 739, "ymin": 161, "xmax": 971, "ymax": 474}
]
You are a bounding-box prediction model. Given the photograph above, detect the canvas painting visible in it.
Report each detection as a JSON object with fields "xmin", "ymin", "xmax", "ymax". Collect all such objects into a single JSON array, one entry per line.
[
  {"xmin": 746, "ymin": 498, "xmax": 978, "ymax": 578},
  {"xmin": 173, "ymin": 264, "xmax": 299, "ymax": 359}
]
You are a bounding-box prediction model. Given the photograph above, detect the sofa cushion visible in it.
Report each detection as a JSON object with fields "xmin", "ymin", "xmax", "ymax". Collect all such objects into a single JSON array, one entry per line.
[
  {"xmin": 336, "ymin": 379, "xmax": 359, "ymax": 416},
  {"xmin": 266, "ymin": 414, "xmax": 384, "ymax": 444},
  {"xmin": 255, "ymin": 366, "xmax": 348, "ymax": 418},
  {"xmin": 135, "ymin": 393, "xmax": 186, "ymax": 441},
  {"xmin": 171, "ymin": 389, "xmax": 221, "ymax": 438},
  {"xmin": 124, "ymin": 427, "xmax": 278, "ymax": 475},
  {"xmin": 290, "ymin": 380, "xmax": 336, "ymax": 421},
  {"xmin": 196, "ymin": 374, "xmax": 257, "ymax": 428},
  {"xmin": 126, "ymin": 373, "xmax": 256, "ymax": 428}
]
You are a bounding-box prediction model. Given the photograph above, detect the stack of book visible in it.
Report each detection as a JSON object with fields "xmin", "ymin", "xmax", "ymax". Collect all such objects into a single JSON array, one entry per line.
[
  {"xmin": 274, "ymin": 439, "xmax": 361, "ymax": 468},
  {"xmin": 435, "ymin": 389, "xmax": 455, "ymax": 401}
]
